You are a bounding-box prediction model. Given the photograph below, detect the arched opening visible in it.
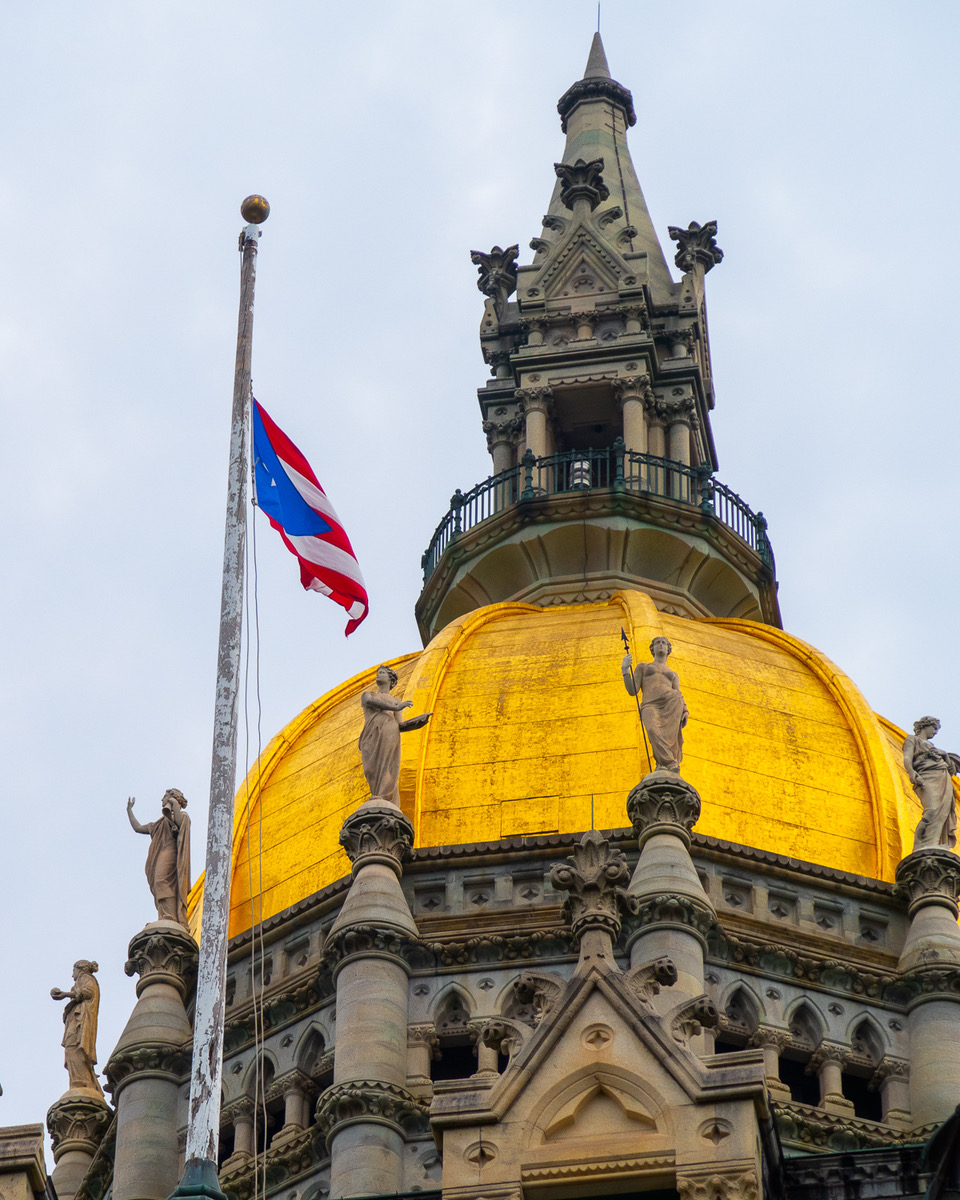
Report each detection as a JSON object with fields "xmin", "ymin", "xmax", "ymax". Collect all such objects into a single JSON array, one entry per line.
[
  {"xmin": 714, "ymin": 986, "xmax": 760, "ymax": 1055},
  {"xmin": 431, "ymin": 990, "xmax": 477, "ymax": 1082},
  {"xmin": 779, "ymin": 1005, "xmax": 822, "ymax": 1106},
  {"xmin": 842, "ymin": 1020, "xmax": 883, "ymax": 1122}
]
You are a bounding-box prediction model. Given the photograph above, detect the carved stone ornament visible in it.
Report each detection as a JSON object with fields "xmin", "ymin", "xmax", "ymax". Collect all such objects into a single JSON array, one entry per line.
[
  {"xmin": 482, "ymin": 415, "xmax": 522, "ymax": 453},
  {"xmin": 46, "ymin": 1092, "xmax": 111, "ymax": 1161},
  {"xmin": 549, "ymin": 829, "xmax": 638, "ymax": 939},
  {"xmin": 104, "ymin": 1043, "xmax": 191, "ymax": 1098},
  {"xmin": 677, "ymin": 1169, "xmax": 759, "ymax": 1200},
  {"xmin": 627, "ymin": 773, "xmax": 702, "ymax": 844},
  {"xmin": 479, "ymin": 1018, "xmax": 525, "ymax": 1059},
  {"xmin": 339, "ymin": 801, "xmax": 414, "ymax": 870},
  {"xmin": 321, "ymin": 924, "xmax": 421, "ymax": 971},
  {"xmin": 557, "ymin": 75, "xmax": 636, "ymax": 133},
  {"xmin": 748, "ymin": 1025, "xmax": 792, "ymax": 1054},
  {"xmin": 512, "ymin": 970, "xmax": 565, "ymax": 1026},
  {"xmin": 624, "ymin": 957, "xmax": 678, "ymax": 1005},
  {"xmin": 894, "ymin": 847, "xmax": 960, "ymax": 916},
  {"xmin": 315, "ymin": 1079, "xmax": 427, "ymax": 1142},
  {"xmin": 515, "ymin": 385, "xmax": 554, "ymax": 416},
  {"xmin": 807, "ymin": 1040, "xmax": 848, "ymax": 1071},
  {"xmin": 625, "ymin": 893, "xmax": 715, "ymax": 943},
  {"xmin": 470, "ymin": 245, "xmax": 519, "ymax": 314},
  {"xmin": 612, "ymin": 373, "xmax": 652, "ymax": 406},
  {"xmin": 670, "ymin": 995, "xmax": 720, "ymax": 1046},
  {"xmin": 554, "ymin": 158, "xmax": 610, "ymax": 212},
  {"xmin": 123, "ymin": 923, "xmax": 199, "ymax": 1000},
  {"xmin": 668, "ymin": 220, "xmax": 724, "ymax": 275}
]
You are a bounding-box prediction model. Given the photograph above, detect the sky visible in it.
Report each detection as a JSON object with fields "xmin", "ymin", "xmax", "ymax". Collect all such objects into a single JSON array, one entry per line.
[{"xmin": 2, "ymin": 0, "xmax": 959, "ymax": 1141}]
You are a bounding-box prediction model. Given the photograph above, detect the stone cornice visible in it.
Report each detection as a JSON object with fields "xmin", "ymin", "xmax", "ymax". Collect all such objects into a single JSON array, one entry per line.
[
  {"xmin": 316, "ymin": 1080, "xmax": 429, "ymax": 1143},
  {"xmin": 773, "ymin": 1100, "xmax": 934, "ymax": 1152},
  {"xmin": 223, "ymin": 973, "xmax": 321, "ymax": 1055},
  {"xmin": 217, "ymin": 1125, "xmax": 325, "ymax": 1200},
  {"xmin": 103, "ymin": 1042, "xmax": 191, "ymax": 1098}
]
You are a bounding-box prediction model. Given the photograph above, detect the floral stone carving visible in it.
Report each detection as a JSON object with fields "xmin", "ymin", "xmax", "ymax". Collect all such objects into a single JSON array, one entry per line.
[
  {"xmin": 554, "ymin": 158, "xmax": 610, "ymax": 212},
  {"xmin": 470, "ymin": 245, "xmax": 519, "ymax": 315},
  {"xmin": 549, "ymin": 829, "xmax": 638, "ymax": 939},
  {"xmin": 315, "ymin": 1079, "xmax": 427, "ymax": 1142},
  {"xmin": 339, "ymin": 801, "xmax": 415, "ymax": 869},
  {"xmin": 894, "ymin": 847, "xmax": 960, "ymax": 916},
  {"xmin": 627, "ymin": 773, "xmax": 702, "ymax": 843},
  {"xmin": 123, "ymin": 923, "xmax": 198, "ymax": 999},
  {"xmin": 46, "ymin": 1092, "xmax": 111, "ymax": 1160},
  {"xmin": 667, "ymin": 220, "xmax": 724, "ymax": 275}
]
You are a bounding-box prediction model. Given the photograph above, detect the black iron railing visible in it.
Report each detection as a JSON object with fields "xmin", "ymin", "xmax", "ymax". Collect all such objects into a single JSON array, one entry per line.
[{"xmin": 421, "ymin": 439, "xmax": 772, "ymax": 582}]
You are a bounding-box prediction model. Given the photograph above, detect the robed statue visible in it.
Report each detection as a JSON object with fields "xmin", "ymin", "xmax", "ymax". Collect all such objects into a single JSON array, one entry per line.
[
  {"xmin": 359, "ymin": 665, "xmax": 432, "ymax": 804},
  {"xmin": 127, "ymin": 788, "xmax": 192, "ymax": 926},
  {"xmin": 622, "ymin": 636, "xmax": 689, "ymax": 773},
  {"xmin": 51, "ymin": 960, "xmax": 102, "ymax": 1095},
  {"xmin": 904, "ymin": 717, "xmax": 960, "ymax": 852}
]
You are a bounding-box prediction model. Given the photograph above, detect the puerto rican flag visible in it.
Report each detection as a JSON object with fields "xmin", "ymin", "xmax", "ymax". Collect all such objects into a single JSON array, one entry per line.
[{"xmin": 252, "ymin": 400, "xmax": 368, "ymax": 635}]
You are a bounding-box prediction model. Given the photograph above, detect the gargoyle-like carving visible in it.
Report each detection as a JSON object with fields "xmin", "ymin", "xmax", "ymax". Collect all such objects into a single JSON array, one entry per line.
[
  {"xmin": 668, "ymin": 220, "xmax": 724, "ymax": 274},
  {"xmin": 669, "ymin": 995, "xmax": 720, "ymax": 1046},
  {"xmin": 624, "ymin": 957, "xmax": 678, "ymax": 1005},
  {"xmin": 470, "ymin": 245, "xmax": 519, "ymax": 315},
  {"xmin": 554, "ymin": 158, "xmax": 610, "ymax": 212},
  {"xmin": 903, "ymin": 717, "xmax": 960, "ymax": 851},
  {"xmin": 479, "ymin": 1018, "xmax": 525, "ymax": 1060},
  {"xmin": 513, "ymin": 971, "xmax": 565, "ymax": 1026},
  {"xmin": 597, "ymin": 205, "xmax": 624, "ymax": 228},
  {"xmin": 549, "ymin": 829, "xmax": 637, "ymax": 939}
]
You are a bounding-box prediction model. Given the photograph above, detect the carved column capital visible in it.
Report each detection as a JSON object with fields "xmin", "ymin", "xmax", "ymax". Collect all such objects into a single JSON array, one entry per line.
[
  {"xmin": 470, "ymin": 245, "xmax": 518, "ymax": 317},
  {"xmin": 549, "ymin": 829, "xmax": 638, "ymax": 941},
  {"xmin": 103, "ymin": 1042, "xmax": 191, "ymax": 1098},
  {"xmin": 339, "ymin": 800, "xmax": 414, "ymax": 874},
  {"xmin": 870, "ymin": 1056, "xmax": 908, "ymax": 1088},
  {"xmin": 269, "ymin": 1068, "xmax": 314, "ymax": 1102},
  {"xmin": 660, "ymin": 395, "xmax": 696, "ymax": 425},
  {"xmin": 807, "ymin": 1040, "xmax": 847, "ymax": 1071},
  {"xmin": 221, "ymin": 1096, "xmax": 255, "ymax": 1126},
  {"xmin": 895, "ymin": 848, "xmax": 960, "ymax": 916},
  {"xmin": 613, "ymin": 373, "xmax": 652, "ymax": 407},
  {"xmin": 668, "ymin": 220, "xmax": 724, "ymax": 275},
  {"xmin": 554, "ymin": 158, "xmax": 609, "ymax": 212},
  {"xmin": 46, "ymin": 1093, "xmax": 111, "ymax": 1163},
  {"xmin": 123, "ymin": 923, "xmax": 198, "ymax": 1000},
  {"xmin": 677, "ymin": 1168, "xmax": 759, "ymax": 1200},
  {"xmin": 615, "ymin": 301, "xmax": 648, "ymax": 331},
  {"xmin": 407, "ymin": 1024, "xmax": 440, "ymax": 1055},
  {"xmin": 515, "ymin": 385, "xmax": 554, "ymax": 416},
  {"xmin": 482, "ymin": 416, "xmax": 522, "ymax": 453},
  {"xmin": 627, "ymin": 773, "xmax": 702, "ymax": 846},
  {"xmin": 748, "ymin": 1025, "xmax": 792, "ymax": 1053},
  {"xmin": 316, "ymin": 1079, "xmax": 428, "ymax": 1144},
  {"xmin": 485, "ymin": 349, "xmax": 512, "ymax": 378}
]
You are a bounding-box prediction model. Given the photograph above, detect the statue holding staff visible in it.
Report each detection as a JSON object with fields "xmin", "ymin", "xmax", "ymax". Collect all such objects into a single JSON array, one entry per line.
[
  {"xmin": 359, "ymin": 666, "xmax": 432, "ymax": 804},
  {"xmin": 126, "ymin": 788, "xmax": 192, "ymax": 927},
  {"xmin": 621, "ymin": 636, "xmax": 689, "ymax": 773},
  {"xmin": 904, "ymin": 717, "xmax": 960, "ymax": 852},
  {"xmin": 51, "ymin": 960, "xmax": 102, "ymax": 1095}
]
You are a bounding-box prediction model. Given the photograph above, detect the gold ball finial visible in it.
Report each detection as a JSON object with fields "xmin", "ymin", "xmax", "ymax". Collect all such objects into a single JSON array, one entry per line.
[{"xmin": 240, "ymin": 195, "xmax": 270, "ymax": 224}]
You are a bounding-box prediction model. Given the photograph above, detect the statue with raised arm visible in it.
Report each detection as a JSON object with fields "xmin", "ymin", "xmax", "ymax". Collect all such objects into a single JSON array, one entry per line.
[
  {"xmin": 359, "ymin": 666, "xmax": 432, "ymax": 804},
  {"xmin": 904, "ymin": 717, "xmax": 960, "ymax": 852},
  {"xmin": 126, "ymin": 788, "xmax": 192, "ymax": 926},
  {"xmin": 51, "ymin": 961, "xmax": 102, "ymax": 1095},
  {"xmin": 621, "ymin": 636, "xmax": 689, "ymax": 773}
]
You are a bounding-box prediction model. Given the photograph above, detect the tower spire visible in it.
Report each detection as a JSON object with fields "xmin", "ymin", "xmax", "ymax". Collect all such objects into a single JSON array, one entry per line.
[{"xmin": 583, "ymin": 30, "xmax": 610, "ymax": 78}]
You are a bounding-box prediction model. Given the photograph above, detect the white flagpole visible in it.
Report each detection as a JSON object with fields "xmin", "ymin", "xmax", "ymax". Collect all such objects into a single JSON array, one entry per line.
[{"xmin": 173, "ymin": 195, "xmax": 269, "ymax": 1199}]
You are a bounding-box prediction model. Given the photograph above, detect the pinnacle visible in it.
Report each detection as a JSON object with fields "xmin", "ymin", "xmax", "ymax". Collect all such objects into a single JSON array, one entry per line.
[{"xmin": 583, "ymin": 31, "xmax": 610, "ymax": 79}]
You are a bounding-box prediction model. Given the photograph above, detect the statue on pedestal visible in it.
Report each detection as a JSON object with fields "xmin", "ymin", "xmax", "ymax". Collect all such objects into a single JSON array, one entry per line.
[
  {"xmin": 904, "ymin": 717, "xmax": 960, "ymax": 851},
  {"xmin": 126, "ymin": 789, "xmax": 192, "ymax": 927},
  {"xmin": 621, "ymin": 636, "xmax": 689, "ymax": 773},
  {"xmin": 51, "ymin": 961, "xmax": 102, "ymax": 1095},
  {"xmin": 359, "ymin": 666, "xmax": 432, "ymax": 804}
]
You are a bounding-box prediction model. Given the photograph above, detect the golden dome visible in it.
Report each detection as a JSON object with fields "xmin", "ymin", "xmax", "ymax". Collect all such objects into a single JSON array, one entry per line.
[{"xmin": 189, "ymin": 590, "xmax": 922, "ymax": 940}]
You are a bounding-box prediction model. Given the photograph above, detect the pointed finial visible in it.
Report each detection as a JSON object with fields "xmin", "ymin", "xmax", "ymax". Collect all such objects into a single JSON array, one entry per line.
[{"xmin": 584, "ymin": 31, "xmax": 610, "ymax": 79}]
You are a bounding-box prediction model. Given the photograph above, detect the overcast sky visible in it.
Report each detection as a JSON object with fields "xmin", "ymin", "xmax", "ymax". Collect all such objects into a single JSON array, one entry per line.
[{"xmin": 2, "ymin": 0, "xmax": 958, "ymax": 1141}]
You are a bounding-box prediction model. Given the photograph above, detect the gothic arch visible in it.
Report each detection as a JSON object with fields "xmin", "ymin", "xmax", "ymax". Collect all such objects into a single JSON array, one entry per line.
[
  {"xmin": 532, "ymin": 1062, "xmax": 673, "ymax": 1148},
  {"xmin": 720, "ymin": 982, "xmax": 763, "ymax": 1034},
  {"xmin": 241, "ymin": 1049, "xmax": 278, "ymax": 1098},
  {"xmin": 785, "ymin": 999, "xmax": 826, "ymax": 1049},
  {"xmin": 295, "ymin": 1023, "xmax": 329, "ymax": 1075},
  {"xmin": 847, "ymin": 1014, "xmax": 885, "ymax": 1063},
  {"xmin": 433, "ymin": 983, "xmax": 474, "ymax": 1032}
]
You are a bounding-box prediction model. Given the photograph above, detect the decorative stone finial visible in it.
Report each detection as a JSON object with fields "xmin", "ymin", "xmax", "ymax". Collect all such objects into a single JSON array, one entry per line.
[
  {"xmin": 339, "ymin": 801, "xmax": 415, "ymax": 873},
  {"xmin": 621, "ymin": 636, "xmax": 689, "ymax": 774},
  {"xmin": 549, "ymin": 829, "xmax": 638, "ymax": 941},
  {"xmin": 469, "ymin": 245, "xmax": 519, "ymax": 316},
  {"xmin": 627, "ymin": 773, "xmax": 702, "ymax": 847},
  {"xmin": 903, "ymin": 717, "xmax": 960, "ymax": 851},
  {"xmin": 668, "ymin": 220, "xmax": 724, "ymax": 274},
  {"xmin": 554, "ymin": 158, "xmax": 609, "ymax": 212},
  {"xmin": 50, "ymin": 961, "xmax": 102, "ymax": 1097},
  {"xmin": 359, "ymin": 666, "xmax": 431, "ymax": 806},
  {"xmin": 126, "ymin": 789, "xmax": 192, "ymax": 928}
]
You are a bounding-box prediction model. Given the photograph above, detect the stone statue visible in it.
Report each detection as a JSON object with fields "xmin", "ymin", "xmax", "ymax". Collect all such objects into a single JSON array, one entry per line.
[
  {"xmin": 359, "ymin": 666, "xmax": 432, "ymax": 804},
  {"xmin": 904, "ymin": 717, "xmax": 960, "ymax": 851},
  {"xmin": 51, "ymin": 961, "xmax": 102, "ymax": 1095},
  {"xmin": 622, "ymin": 636, "xmax": 689, "ymax": 773},
  {"xmin": 126, "ymin": 789, "xmax": 192, "ymax": 927}
]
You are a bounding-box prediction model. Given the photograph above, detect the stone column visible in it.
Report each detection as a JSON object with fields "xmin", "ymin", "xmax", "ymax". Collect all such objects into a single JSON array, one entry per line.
[
  {"xmin": 104, "ymin": 922, "xmax": 197, "ymax": 1200},
  {"xmin": 317, "ymin": 800, "xmax": 424, "ymax": 1198},
  {"xmin": 613, "ymin": 375, "xmax": 650, "ymax": 464},
  {"xmin": 872, "ymin": 1057, "xmax": 910, "ymax": 1124},
  {"xmin": 406, "ymin": 1025, "xmax": 437, "ymax": 1088},
  {"xmin": 517, "ymin": 387, "xmax": 553, "ymax": 459},
  {"xmin": 747, "ymin": 1026, "xmax": 791, "ymax": 1101},
  {"xmin": 625, "ymin": 774, "xmax": 715, "ymax": 998},
  {"xmin": 220, "ymin": 1097, "xmax": 254, "ymax": 1167},
  {"xmin": 665, "ymin": 396, "xmax": 694, "ymax": 468},
  {"xmin": 616, "ymin": 303, "xmax": 646, "ymax": 336},
  {"xmin": 809, "ymin": 1041, "xmax": 854, "ymax": 1114},
  {"xmin": 643, "ymin": 396, "xmax": 667, "ymax": 495},
  {"xmin": 46, "ymin": 1093, "xmax": 112, "ymax": 1200},
  {"xmin": 895, "ymin": 848, "xmax": 960, "ymax": 1126}
]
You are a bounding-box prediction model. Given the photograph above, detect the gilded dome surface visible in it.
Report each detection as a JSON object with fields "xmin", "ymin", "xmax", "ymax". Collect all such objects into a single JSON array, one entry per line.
[{"xmin": 196, "ymin": 590, "xmax": 921, "ymax": 939}]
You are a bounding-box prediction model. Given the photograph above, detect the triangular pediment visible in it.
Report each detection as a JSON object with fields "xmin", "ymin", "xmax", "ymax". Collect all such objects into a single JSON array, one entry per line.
[{"xmin": 537, "ymin": 227, "xmax": 626, "ymax": 300}]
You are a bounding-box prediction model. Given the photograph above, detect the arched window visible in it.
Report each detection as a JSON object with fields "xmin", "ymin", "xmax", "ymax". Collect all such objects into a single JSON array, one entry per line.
[
  {"xmin": 778, "ymin": 1005, "xmax": 823, "ymax": 1106},
  {"xmin": 714, "ymin": 986, "xmax": 760, "ymax": 1055},
  {"xmin": 431, "ymin": 990, "xmax": 477, "ymax": 1081},
  {"xmin": 841, "ymin": 1020, "xmax": 883, "ymax": 1122}
]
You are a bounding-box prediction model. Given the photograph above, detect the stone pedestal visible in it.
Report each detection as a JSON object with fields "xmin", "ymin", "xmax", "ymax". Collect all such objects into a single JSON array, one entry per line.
[
  {"xmin": 105, "ymin": 921, "xmax": 197, "ymax": 1200},
  {"xmin": 895, "ymin": 848, "xmax": 960, "ymax": 1127},
  {"xmin": 625, "ymin": 772, "xmax": 715, "ymax": 997},
  {"xmin": 319, "ymin": 800, "xmax": 423, "ymax": 1198},
  {"xmin": 46, "ymin": 1091, "xmax": 111, "ymax": 1200}
]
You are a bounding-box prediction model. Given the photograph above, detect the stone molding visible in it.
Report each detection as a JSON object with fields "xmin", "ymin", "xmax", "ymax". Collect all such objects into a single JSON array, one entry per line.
[
  {"xmin": 549, "ymin": 829, "xmax": 638, "ymax": 940},
  {"xmin": 668, "ymin": 220, "xmax": 724, "ymax": 275},
  {"xmin": 321, "ymin": 925, "xmax": 421, "ymax": 975},
  {"xmin": 103, "ymin": 1042, "xmax": 190, "ymax": 1098},
  {"xmin": 123, "ymin": 923, "xmax": 198, "ymax": 1000},
  {"xmin": 627, "ymin": 772, "xmax": 702, "ymax": 845},
  {"xmin": 773, "ymin": 1100, "xmax": 932, "ymax": 1152},
  {"xmin": 218, "ymin": 1125, "xmax": 323, "ymax": 1199},
  {"xmin": 421, "ymin": 925, "xmax": 574, "ymax": 967},
  {"xmin": 898, "ymin": 964, "xmax": 960, "ymax": 1007},
  {"xmin": 677, "ymin": 1168, "xmax": 758, "ymax": 1200},
  {"xmin": 894, "ymin": 847, "xmax": 960, "ymax": 916},
  {"xmin": 624, "ymin": 893, "xmax": 715, "ymax": 946},
  {"xmin": 315, "ymin": 1079, "xmax": 427, "ymax": 1143},
  {"xmin": 554, "ymin": 157, "xmax": 610, "ymax": 211},
  {"xmin": 223, "ymin": 976, "xmax": 320, "ymax": 1054},
  {"xmin": 46, "ymin": 1093, "xmax": 112, "ymax": 1162},
  {"xmin": 557, "ymin": 75, "xmax": 637, "ymax": 133},
  {"xmin": 339, "ymin": 801, "xmax": 414, "ymax": 872}
]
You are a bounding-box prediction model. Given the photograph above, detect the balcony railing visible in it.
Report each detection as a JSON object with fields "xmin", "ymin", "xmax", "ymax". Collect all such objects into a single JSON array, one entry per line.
[{"xmin": 421, "ymin": 439, "xmax": 772, "ymax": 582}]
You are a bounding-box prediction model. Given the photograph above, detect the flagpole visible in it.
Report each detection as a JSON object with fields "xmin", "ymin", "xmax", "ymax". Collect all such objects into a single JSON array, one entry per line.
[{"xmin": 173, "ymin": 194, "xmax": 270, "ymax": 1200}]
